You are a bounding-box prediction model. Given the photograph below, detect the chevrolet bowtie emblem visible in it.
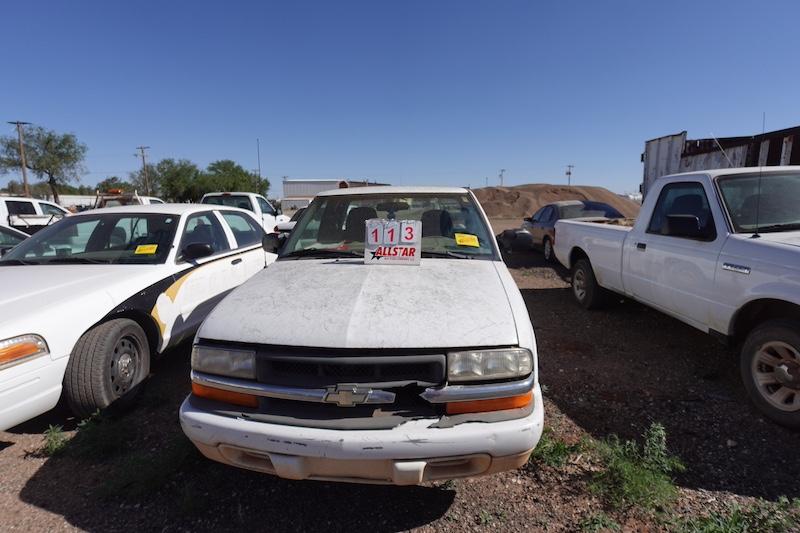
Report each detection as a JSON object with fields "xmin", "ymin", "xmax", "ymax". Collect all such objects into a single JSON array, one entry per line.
[{"xmin": 323, "ymin": 384, "xmax": 395, "ymax": 407}]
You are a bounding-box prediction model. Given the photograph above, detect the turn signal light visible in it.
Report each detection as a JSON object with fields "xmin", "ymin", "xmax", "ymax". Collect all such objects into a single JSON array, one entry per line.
[
  {"xmin": 191, "ymin": 382, "xmax": 259, "ymax": 408},
  {"xmin": 446, "ymin": 391, "xmax": 532, "ymax": 415},
  {"xmin": 0, "ymin": 334, "xmax": 49, "ymax": 369}
]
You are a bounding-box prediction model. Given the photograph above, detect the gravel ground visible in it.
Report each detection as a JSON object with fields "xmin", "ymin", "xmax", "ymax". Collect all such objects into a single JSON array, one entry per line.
[{"xmin": 1, "ymin": 224, "xmax": 798, "ymax": 532}]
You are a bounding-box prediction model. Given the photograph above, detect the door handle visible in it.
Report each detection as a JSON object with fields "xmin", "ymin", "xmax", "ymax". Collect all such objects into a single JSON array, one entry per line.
[
  {"xmin": 636, "ymin": 242, "xmax": 647, "ymax": 251},
  {"xmin": 231, "ymin": 258, "xmax": 243, "ymax": 265}
]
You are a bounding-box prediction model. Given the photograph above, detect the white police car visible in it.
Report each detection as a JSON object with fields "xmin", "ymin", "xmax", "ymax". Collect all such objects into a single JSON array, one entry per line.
[{"xmin": 0, "ymin": 204, "xmax": 276, "ymax": 431}]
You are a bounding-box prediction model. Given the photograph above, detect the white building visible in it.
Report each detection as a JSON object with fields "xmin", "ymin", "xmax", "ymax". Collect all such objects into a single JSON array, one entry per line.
[{"xmin": 282, "ymin": 178, "xmax": 389, "ymax": 210}]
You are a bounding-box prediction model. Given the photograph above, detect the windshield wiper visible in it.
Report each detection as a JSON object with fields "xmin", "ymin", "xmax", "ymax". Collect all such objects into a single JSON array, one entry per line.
[
  {"xmin": 420, "ymin": 250, "xmax": 475, "ymax": 259},
  {"xmin": 0, "ymin": 258, "xmax": 37, "ymax": 265},
  {"xmin": 281, "ymin": 248, "xmax": 363, "ymax": 260},
  {"xmin": 754, "ymin": 223, "xmax": 800, "ymax": 233},
  {"xmin": 44, "ymin": 257, "xmax": 112, "ymax": 264}
]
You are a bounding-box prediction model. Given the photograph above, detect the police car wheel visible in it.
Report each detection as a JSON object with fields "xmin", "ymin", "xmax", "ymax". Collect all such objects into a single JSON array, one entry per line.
[{"xmin": 64, "ymin": 318, "xmax": 151, "ymax": 419}]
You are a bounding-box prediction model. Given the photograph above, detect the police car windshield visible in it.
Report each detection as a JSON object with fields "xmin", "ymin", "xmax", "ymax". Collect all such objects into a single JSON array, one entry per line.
[
  {"xmin": 0, "ymin": 213, "xmax": 177, "ymax": 265},
  {"xmin": 281, "ymin": 193, "xmax": 497, "ymax": 260}
]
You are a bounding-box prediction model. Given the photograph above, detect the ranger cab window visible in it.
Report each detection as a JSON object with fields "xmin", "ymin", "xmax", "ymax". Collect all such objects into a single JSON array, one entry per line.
[
  {"xmin": 179, "ymin": 212, "xmax": 231, "ymax": 259},
  {"xmin": 647, "ymin": 182, "xmax": 716, "ymax": 240}
]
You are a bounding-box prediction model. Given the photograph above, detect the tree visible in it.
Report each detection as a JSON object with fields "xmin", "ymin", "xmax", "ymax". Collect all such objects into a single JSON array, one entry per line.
[
  {"xmin": 128, "ymin": 164, "xmax": 159, "ymax": 196},
  {"xmin": 203, "ymin": 159, "xmax": 269, "ymax": 196},
  {"xmin": 97, "ymin": 176, "xmax": 133, "ymax": 192},
  {"xmin": 0, "ymin": 125, "xmax": 87, "ymax": 204},
  {"xmin": 155, "ymin": 159, "xmax": 202, "ymax": 202}
]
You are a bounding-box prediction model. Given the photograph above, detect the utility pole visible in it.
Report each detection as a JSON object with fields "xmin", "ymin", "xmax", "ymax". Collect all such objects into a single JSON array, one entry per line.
[
  {"xmin": 485, "ymin": 177, "xmax": 489, "ymax": 187},
  {"xmin": 136, "ymin": 146, "xmax": 151, "ymax": 196},
  {"xmin": 256, "ymin": 138, "xmax": 262, "ymax": 178},
  {"xmin": 8, "ymin": 121, "xmax": 31, "ymax": 196},
  {"xmin": 499, "ymin": 168, "xmax": 506, "ymax": 187},
  {"xmin": 566, "ymin": 165, "xmax": 574, "ymax": 188}
]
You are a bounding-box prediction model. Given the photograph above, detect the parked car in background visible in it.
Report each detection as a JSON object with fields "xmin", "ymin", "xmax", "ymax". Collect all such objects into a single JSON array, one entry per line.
[
  {"xmin": 201, "ymin": 192, "xmax": 289, "ymax": 233},
  {"xmin": 554, "ymin": 167, "xmax": 800, "ymax": 427},
  {"xmin": 0, "ymin": 196, "xmax": 69, "ymax": 235},
  {"xmin": 520, "ymin": 200, "xmax": 624, "ymax": 261},
  {"xmin": 0, "ymin": 225, "xmax": 28, "ymax": 255},
  {"xmin": 93, "ymin": 189, "xmax": 164, "ymax": 209},
  {"xmin": 273, "ymin": 207, "xmax": 306, "ymax": 237},
  {"xmin": 0, "ymin": 204, "xmax": 277, "ymax": 431},
  {"xmin": 181, "ymin": 186, "xmax": 543, "ymax": 485}
]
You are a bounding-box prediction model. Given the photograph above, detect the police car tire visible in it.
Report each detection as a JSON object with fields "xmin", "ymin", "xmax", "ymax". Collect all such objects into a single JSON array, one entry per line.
[{"xmin": 64, "ymin": 319, "xmax": 151, "ymax": 419}]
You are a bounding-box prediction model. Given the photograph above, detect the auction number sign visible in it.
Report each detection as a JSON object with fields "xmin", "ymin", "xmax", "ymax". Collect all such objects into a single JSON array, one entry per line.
[{"xmin": 364, "ymin": 219, "xmax": 421, "ymax": 265}]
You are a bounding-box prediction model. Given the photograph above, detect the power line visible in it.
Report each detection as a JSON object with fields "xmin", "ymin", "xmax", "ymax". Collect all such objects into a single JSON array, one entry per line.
[
  {"xmin": 135, "ymin": 146, "xmax": 151, "ymax": 196},
  {"xmin": 7, "ymin": 121, "xmax": 31, "ymax": 196}
]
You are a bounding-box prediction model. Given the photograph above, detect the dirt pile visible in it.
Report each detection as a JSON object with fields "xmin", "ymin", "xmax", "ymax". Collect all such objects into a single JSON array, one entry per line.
[{"xmin": 474, "ymin": 184, "xmax": 640, "ymax": 219}]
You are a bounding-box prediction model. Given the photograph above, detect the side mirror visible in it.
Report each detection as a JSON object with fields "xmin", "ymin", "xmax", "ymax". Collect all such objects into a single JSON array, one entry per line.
[
  {"xmin": 664, "ymin": 215, "xmax": 712, "ymax": 239},
  {"xmin": 523, "ymin": 217, "xmax": 532, "ymax": 223},
  {"xmin": 182, "ymin": 242, "xmax": 214, "ymax": 260},
  {"xmin": 262, "ymin": 233, "xmax": 282, "ymax": 254},
  {"xmin": 0, "ymin": 248, "xmax": 8, "ymax": 257}
]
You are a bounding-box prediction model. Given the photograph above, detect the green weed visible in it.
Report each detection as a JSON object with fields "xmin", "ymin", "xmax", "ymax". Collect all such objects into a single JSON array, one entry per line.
[
  {"xmin": 580, "ymin": 511, "xmax": 620, "ymax": 532},
  {"xmin": 530, "ymin": 428, "xmax": 582, "ymax": 468},
  {"xmin": 41, "ymin": 424, "xmax": 68, "ymax": 456},
  {"xmin": 678, "ymin": 497, "xmax": 800, "ymax": 533},
  {"xmin": 590, "ymin": 422, "xmax": 684, "ymax": 511}
]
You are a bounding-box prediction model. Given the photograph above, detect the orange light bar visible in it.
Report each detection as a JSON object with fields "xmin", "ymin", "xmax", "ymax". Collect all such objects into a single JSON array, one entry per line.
[
  {"xmin": 0, "ymin": 342, "xmax": 43, "ymax": 365},
  {"xmin": 191, "ymin": 382, "xmax": 259, "ymax": 408},
  {"xmin": 446, "ymin": 391, "xmax": 532, "ymax": 415}
]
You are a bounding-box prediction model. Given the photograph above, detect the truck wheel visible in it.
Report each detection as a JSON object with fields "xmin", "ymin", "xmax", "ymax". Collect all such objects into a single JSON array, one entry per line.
[
  {"xmin": 571, "ymin": 258, "xmax": 606, "ymax": 309},
  {"xmin": 543, "ymin": 238, "xmax": 553, "ymax": 262},
  {"xmin": 64, "ymin": 319, "xmax": 151, "ymax": 419},
  {"xmin": 740, "ymin": 320, "xmax": 800, "ymax": 428}
]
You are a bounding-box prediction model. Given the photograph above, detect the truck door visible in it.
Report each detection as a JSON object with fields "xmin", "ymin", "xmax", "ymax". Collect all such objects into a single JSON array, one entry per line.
[
  {"xmin": 622, "ymin": 180, "xmax": 726, "ymax": 329},
  {"xmin": 257, "ymin": 196, "xmax": 278, "ymax": 232}
]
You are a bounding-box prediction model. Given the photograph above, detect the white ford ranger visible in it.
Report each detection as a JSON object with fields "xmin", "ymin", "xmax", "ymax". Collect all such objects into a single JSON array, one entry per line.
[
  {"xmin": 201, "ymin": 192, "xmax": 289, "ymax": 233},
  {"xmin": 180, "ymin": 186, "xmax": 543, "ymax": 485},
  {"xmin": 554, "ymin": 167, "xmax": 800, "ymax": 427}
]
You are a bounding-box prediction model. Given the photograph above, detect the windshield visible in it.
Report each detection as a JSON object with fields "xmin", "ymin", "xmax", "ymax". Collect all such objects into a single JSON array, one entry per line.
[
  {"xmin": 718, "ymin": 172, "xmax": 800, "ymax": 233},
  {"xmin": 0, "ymin": 213, "xmax": 177, "ymax": 265},
  {"xmin": 202, "ymin": 195, "xmax": 253, "ymax": 212},
  {"xmin": 281, "ymin": 193, "xmax": 497, "ymax": 260},
  {"xmin": 560, "ymin": 201, "xmax": 623, "ymax": 219}
]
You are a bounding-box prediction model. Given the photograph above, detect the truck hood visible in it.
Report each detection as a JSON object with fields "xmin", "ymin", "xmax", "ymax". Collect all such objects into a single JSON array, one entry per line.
[
  {"xmin": 199, "ymin": 259, "xmax": 519, "ymax": 349},
  {"xmin": 751, "ymin": 230, "xmax": 800, "ymax": 248}
]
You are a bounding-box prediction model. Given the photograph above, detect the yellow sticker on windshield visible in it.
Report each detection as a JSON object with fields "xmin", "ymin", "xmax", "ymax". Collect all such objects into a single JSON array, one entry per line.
[
  {"xmin": 135, "ymin": 244, "xmax": 158, "ymax": 255},
  {"xmin": 454, "ymin": 233, "xmax": 479, "ymax": 247}
]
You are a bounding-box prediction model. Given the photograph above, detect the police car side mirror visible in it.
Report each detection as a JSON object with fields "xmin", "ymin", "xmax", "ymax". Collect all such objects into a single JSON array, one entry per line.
[
  {"xmin": 262, "ymin": 233, "xmax": 282, "ymax": 254},
  {"xmin": 182, "ymin": 242, "xmax": 214, "ymax": 261}
]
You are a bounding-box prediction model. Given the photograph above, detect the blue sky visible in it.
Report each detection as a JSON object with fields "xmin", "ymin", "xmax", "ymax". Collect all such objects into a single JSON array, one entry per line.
[{"xmin": 2, "ymin": 1, "xmax": 798, "ymax": 195}]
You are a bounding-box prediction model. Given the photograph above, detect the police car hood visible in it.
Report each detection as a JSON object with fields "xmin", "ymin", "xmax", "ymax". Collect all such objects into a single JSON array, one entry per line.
[
  {"xmin": 199, "ymin": 258, "xmax": 519, "ymax": 349},
  {"xmin": 0, "ymin": 265, "xmax": 166, "ymax": 340}
]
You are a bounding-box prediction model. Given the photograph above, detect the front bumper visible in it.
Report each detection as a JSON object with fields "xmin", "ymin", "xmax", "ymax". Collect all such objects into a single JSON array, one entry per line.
[
  {"xmin": 180, "ymin": 382, "xmax": 544, "ymax": 485},
  {"xmin": 0, "ymin": 355, "xmax": 67, "ymax": 432}
]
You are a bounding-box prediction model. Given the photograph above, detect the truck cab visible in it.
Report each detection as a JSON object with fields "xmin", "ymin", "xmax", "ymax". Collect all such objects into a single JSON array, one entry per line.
[
  {"xmin": 200, "ymin": 192, "xmax": 288, "ymax": 232},
  {"xmin": 181, "ymin": 186, "xmax": 543, "ymax": 484},
  {"xmin": 0, "ymin": 196, "xmax": 69, "ymax": 234}
]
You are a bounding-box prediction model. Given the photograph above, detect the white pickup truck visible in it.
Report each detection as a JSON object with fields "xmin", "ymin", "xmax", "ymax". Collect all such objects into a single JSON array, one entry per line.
[
  {"xmin": 201, "ymin": 192, "xmax": 289, "ymax": 232},
  {"xmin": 554, "ymin": 167, "xmax": 800, "ymax": 427},
  {"xmin": 0, "ymin": 196, "xmax": 69, "ymax": 234},
  {"xmin": 181, "ymin": 186, "xmax": 543, "ymax": 485}
]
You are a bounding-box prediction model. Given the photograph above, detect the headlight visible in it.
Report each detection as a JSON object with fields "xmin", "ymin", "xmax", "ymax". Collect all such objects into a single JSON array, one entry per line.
[
  {"xmin": 191, "ymin": 345, "xmax": 256, "ymax": 379},
  {"xmin": 447, "ymin": 348, "xmax": 533, "ymax": 382},
  {"xmin": 0, "ymin": 334, "xmax": 49, "ymax": 370}
]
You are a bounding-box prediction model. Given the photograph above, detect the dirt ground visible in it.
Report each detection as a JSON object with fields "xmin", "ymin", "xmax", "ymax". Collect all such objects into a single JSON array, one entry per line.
[{"xmin": 1, "ymin": 221, "xmax": 798, "ymax": 532}]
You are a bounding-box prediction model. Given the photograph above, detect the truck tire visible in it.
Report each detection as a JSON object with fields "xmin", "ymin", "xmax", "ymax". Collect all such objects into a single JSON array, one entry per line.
[
  {"xmin": 543, "ymin": 238, "xmax": 553, "ymax": 262},
  {"xmin": 64, "ymin": 319, "xmax": 151, "ymax": 419},
  {"xmin": 740, "ymin": 320, "xmax": 800, "ymax": 428},
  {"xmin": 571, "ymin": 258, "xmax": 607, "ymax": 310}
]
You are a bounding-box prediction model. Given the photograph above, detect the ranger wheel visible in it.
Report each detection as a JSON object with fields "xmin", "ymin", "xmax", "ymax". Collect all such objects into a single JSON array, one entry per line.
[
  {"xmin": 64, "ymin": 318, "xmax": 151, "ymax": 419},
  {"xmin": 571, "ymin": 258, "xmax": 607, "ymax": 310},
  {"xmin": 543, "ymin": 238, "xmax": 553, "ymax": 262},
  {"xmin": 740, "ymin": 320, "xmax": 800, "ymax": 428}
]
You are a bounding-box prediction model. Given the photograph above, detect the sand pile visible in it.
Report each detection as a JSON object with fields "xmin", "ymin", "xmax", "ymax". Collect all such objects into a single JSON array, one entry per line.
[{"xmin": 473, "ymin": 184, "xmax": 640, "ymax": 219}]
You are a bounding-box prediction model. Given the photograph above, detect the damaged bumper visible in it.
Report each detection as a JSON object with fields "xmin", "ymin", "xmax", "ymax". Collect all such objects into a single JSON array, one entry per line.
[{"xmin": 179, "ymin": 382, "xmax": 544, "ymax": 485}]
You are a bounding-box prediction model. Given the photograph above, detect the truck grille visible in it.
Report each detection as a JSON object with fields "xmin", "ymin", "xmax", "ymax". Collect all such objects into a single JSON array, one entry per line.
[{"xmin": 255, "ymin": 350, "xmax": 446, "ymax": 388}]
